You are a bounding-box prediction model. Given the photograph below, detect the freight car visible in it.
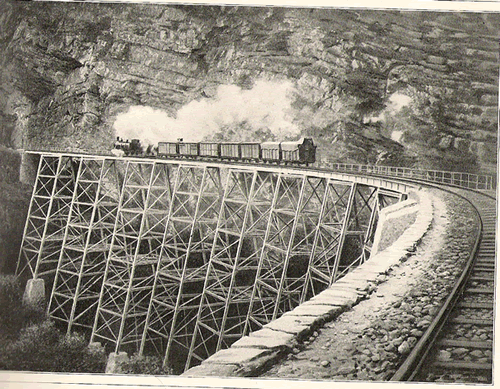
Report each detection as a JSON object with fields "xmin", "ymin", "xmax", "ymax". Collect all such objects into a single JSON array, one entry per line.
[
  {"xmin": 261, "ymin": 138, "xmax": 316, "ymax": 164},
  {"xmin": 114, "ymin": 137, "xmax": 316, "ymax": 165}
]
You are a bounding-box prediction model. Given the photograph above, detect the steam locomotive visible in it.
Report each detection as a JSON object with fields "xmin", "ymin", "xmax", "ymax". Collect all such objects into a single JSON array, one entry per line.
[
  {"xmin": 113, "ymin": 138, "xmax": 152, "ymax": 156},
  {"xmin": 113, "ymin": 137, "xmax": 317, "ymax": 165}
]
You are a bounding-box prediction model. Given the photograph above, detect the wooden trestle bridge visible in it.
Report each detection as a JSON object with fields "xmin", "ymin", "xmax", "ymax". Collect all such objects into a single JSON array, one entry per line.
[{"xmin": 17, "ymin": 152, "xmax": 424, "ymax": 372}]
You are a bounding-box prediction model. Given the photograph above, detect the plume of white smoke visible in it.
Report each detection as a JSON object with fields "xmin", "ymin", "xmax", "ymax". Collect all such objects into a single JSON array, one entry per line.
[
  {"xmin": 363, "ymin": 92, "xmax": 412, "ymax": 142},
  {"xmin": 386, "ymin": 93, "xmax": 411, "ymax": 142},
  {"xmin": 113, "ymin": 80, "xmax": 300, "ymax": 145}
]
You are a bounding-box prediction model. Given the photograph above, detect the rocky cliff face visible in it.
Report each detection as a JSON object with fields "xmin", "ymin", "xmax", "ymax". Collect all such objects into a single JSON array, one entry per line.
[{"xmin": 0, "ymin": 1, "xmax": 498, "ymax": 172}]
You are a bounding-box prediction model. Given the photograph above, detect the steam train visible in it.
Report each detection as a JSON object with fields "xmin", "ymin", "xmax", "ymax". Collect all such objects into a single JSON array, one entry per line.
[{"xmin": 113, "ymin": 137, "xmax": 317, "ymax": 165}]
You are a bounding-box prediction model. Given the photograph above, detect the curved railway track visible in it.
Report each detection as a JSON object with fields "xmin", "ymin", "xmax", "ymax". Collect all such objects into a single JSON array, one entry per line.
[
  {"xmin": 391, "ymin": 188, "xmax": 496, "ymax": 383},
  {"xmin": 275, "ymin": 163, "xmax": 496, "ymax": 383},
  {"xmin": 283, "ymin": 166, "xmax": 496, "ymax": 383}
]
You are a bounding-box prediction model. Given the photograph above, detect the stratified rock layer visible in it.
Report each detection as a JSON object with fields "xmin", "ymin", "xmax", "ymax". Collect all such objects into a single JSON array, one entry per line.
[{"xmin": 0, "ymin": 2, "xmax": 498, "ymax": 171}]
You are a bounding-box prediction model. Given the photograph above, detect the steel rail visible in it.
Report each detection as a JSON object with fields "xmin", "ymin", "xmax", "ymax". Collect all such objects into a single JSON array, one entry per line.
[
  {"xmin": 320, "ymin": 164, "xmax": 496, "ymax": 381},
  {"xmin": 285, "ymin": 162, "xmax": 496, "ymax": 381},
  {"xmin": 389, "ymin": 187, "xmax": 495, "ymax": 381}
]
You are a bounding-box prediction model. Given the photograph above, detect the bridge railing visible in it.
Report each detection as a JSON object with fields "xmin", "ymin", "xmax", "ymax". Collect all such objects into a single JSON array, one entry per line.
[{"xmin": 318, "ymin": 162, "xmax": 496, "ymax": 190}]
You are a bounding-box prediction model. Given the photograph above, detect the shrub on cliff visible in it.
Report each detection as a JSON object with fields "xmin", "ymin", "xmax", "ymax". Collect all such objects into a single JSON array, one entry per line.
[
  {"xmin": 117, "ymin": 354, "xmax": 172, "ymax": 375},
  {"xmin": 0, "ymin": 274, "xmax": 106, "ymax": 373},
  {"xmin": 0, "ymin": 320, "xmax": 106, "ymax": 373},
  {"xmin": 0, "ymin": 275, "xmax": 45, "ymax": 342}
]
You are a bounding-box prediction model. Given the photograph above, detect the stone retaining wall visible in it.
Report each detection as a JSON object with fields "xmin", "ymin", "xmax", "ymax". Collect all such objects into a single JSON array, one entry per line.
[
  {"xmin": 182, "ymin": 189, "xmax": 433, "ymax": 377},
  {"xmin": 371, "ymin": 198, "xmax": 419, "ymax": 256}
]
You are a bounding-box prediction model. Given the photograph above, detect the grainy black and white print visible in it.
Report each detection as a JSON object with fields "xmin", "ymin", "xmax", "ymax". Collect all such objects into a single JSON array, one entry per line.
[{"xmin": 0, "ymin": 1, "xmax": 497, "ymax": 388}]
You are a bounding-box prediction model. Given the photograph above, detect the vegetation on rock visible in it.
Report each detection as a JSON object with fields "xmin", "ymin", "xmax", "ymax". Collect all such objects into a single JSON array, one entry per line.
[
  {"xmin": 0, "ymin": 1, "xmax": 497, "ymax": 173},
  {"xmin": 117, "ymin": 354, "xmax": 173, "ymax": 375},
  {"xmin": 0, "ymin": 275, "xmax": 107, "ymax": 373}
]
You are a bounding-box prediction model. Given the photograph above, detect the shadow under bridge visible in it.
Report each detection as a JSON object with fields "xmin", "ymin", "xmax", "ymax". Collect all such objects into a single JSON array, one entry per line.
[{"xmin": 16, "ymin": 154, "xmax": 409, "ymax": 373}]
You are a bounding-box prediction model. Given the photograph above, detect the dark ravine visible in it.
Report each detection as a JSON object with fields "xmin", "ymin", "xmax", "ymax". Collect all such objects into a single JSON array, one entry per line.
[{"xmin": 0, "ymin": 1, "xmax": 498, "ymax": 172}]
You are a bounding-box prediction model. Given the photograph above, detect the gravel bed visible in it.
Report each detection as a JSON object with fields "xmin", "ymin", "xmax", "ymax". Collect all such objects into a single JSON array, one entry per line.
[
  {"xmin": 454, "ymin": 308, "xmax": 493, "ymax": 321},
  {"xmin": 445, "ymin": 324, "xmax": 493, "ymax": 341},
  {"xmin": 261, "ymin": 189, "xmax": 479, "ymax": 381},
  {"xmin": 436, "ymin": 347, "xmax": 492, "ymax": 363},
  {"xmin": 468, "ymin": 280, "xmax": 494, "ymax": 289},
  {"xmin": 461, "ymin": 293, "xmax": 494, "ymax": 304},
  {"xmin": 423, "ymin": 369, "xmax": 491, "ymax": 383}
]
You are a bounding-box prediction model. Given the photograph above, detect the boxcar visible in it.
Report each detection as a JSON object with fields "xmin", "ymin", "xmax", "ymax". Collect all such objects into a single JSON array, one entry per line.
[
  {"xmin": 157, "ymin": 142, "xmax": 178, "ymax": 157},
  {"xmin": 199, "ymin": 143, "xmax": 220, "ymax": 158},
  {"xmin": 261, "ymin": 142, "xmax": 281, "ymax": 162},
  {"xmin": 178, "ymin": 142, "xmax": 199, "ymax": 157},
  {"xmin": 281, "ymin": 138, "xmax": 316, "ymax": 164},
  {"xmin": 240, "ymin": 143, "xmax": 261, "ymax": 160},
  {"xmin": 220, "ymin": 143, "xmax": 240, "ymax": 159}
]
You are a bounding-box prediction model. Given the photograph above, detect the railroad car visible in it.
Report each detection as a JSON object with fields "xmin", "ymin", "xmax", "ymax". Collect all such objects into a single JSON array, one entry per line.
[
  {"xmin": 157, "ymin": 142, "xmax": 178, "ymax": 157},
  {"xmin": 179, "ymin": 142, "xmax": 199, "ymax": 157},
  {"xmin": 240, "ymin": 143, "xmax": 261, "ymax": 160},
  {"xmin": 220, "ymin": 143, "xmax": 241, "ymax": 160},
  {"xmin": 281, "ymin": 138, "xmax": 316, "ymax": 164},
  {"xmin": 199, "ymin": 143, "xmax": 220, "ymax": 158},
  {"xmin": 261, "ymin": 141, "xmax": 281, "ymax": 162}
]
